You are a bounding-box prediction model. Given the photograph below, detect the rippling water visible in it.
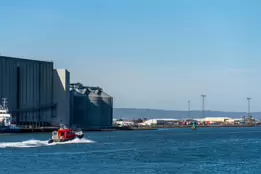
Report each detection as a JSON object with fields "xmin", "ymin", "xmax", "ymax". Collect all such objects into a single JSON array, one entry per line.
[{"xmin": 1, "ymin": 127, "xmax": 261, "ymax": 173}]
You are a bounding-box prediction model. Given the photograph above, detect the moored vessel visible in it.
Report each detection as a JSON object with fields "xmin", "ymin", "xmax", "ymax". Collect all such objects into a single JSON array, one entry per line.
[
  {"xmin": 0, "ymin": 98, "xmax": 20, "ymax": 133},
  {"xmin": 48, "ymin": 125, "xmax": 84, "ymax": 144}
]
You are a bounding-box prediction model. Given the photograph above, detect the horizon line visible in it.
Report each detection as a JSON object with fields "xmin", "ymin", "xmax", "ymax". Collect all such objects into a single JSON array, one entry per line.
[{"xmin": 113, "ymin": 108, "xmax": 257, "ymax": 113}]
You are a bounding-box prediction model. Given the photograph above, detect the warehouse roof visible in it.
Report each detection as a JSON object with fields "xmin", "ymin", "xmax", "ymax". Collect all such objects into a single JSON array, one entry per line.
[{"xmin": 0, "ymin": 55, "xmax": 53, "ymax": 64}]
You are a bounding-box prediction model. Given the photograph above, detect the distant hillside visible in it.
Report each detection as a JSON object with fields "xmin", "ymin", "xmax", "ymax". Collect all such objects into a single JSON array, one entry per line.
[{"xmin": 113, "ymin": 108, "xmax": 261, "ymax": 120}]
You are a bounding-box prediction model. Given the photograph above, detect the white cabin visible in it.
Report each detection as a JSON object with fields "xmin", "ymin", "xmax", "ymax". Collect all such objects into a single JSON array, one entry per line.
[
  {"xmin": 0, "ymin": 108, "xmax": 12, "ymax": 126},
  {"xmin": 0, "ymin": 98, "xmax": 13, "ymax": 127}
]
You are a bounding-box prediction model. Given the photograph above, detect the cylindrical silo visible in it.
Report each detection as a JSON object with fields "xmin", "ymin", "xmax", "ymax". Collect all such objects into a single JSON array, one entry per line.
[
  {"xmin": 86, "ymin": 91, "xmax": 102, "ymax": 129},
  {"xmin": 71, "ymin": 90, "xmax": 87, "ymax": 128},
  {"xmin": 100, "ymin": 91, "xmax": 113, "ymax": 128}
]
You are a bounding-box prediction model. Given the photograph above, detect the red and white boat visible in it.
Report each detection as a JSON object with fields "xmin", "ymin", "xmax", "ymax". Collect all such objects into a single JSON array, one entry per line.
[{"xmin": 48, "ymin": 125, "xmax": 84, "ymax": 144}]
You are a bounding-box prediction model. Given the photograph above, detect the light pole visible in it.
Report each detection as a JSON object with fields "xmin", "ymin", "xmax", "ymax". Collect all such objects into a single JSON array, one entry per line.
[
  {"xmin": 201, "ymin": 95, "xmax": 206, "ymax": 117},
  {"xmin": 247, "ymin": 97, "xmax": 251, "ymax": 118},
  {"xmin": 188, "ymin": 100, "xmax": 190, "ymax": 118}
]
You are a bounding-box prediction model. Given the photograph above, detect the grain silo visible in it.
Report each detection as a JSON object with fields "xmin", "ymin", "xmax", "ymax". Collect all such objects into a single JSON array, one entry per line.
[
  {"xmin": 70, "ymin": 89, "xmax": 87, "ymax": 128},
  {"xmin": 100, "ymin": 90, "xmax": 113, "ymax": 128},
  {"xmin": 86, "ymin": 91, "xmax": 102, "ymax": 129},
  {"xmin": 70, "ymin": 83, "xmax": 113, "ymax": 129}
]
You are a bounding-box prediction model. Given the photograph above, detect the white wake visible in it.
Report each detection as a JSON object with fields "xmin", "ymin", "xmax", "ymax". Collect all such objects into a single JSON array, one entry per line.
[{"xmin": 0, "ymin": 138, "xmax": 95, "ymax": 148}]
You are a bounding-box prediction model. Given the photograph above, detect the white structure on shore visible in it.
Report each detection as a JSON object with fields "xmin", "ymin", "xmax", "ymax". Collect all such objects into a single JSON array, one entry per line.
[
  {"xmin": 194, "ymin": 117, "xmax": 231, "ymax": 122},
  {"xmin": 114, "ymin": 120, "xmax": 134, "ymax": 127},
  {"xmin": 194, "ymin": 117, "xmax": 244, "ymax": 123},
  {"xmin": 138, "ymin": 117, "xmax": 246, "ymax": 126},
  {"xmin": 139, "ymin": 118, "xmax": 179, "ymax": 126}
]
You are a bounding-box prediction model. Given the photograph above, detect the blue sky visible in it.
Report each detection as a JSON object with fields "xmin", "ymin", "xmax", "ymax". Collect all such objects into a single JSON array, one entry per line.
[{"xmin": 0, "ymin": 0, "xmax": 261, "ymax": 112}]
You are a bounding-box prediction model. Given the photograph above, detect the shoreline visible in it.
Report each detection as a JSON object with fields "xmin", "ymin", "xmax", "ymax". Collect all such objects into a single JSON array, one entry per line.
[
  {"xmin": 12, "ymin": 124, "xmax": 260, "ymax": 133},
  {"xmin": 113, "ymin": 124, "xmax": 260, "ymax": 131}
]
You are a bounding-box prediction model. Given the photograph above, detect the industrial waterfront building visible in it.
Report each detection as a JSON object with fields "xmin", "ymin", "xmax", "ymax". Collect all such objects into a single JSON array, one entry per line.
[
  {"xmin": 70, "ymin": 83, "xmax": 113, "ymax": 129},
  {"xmin": 0, "ymin": 56, "xmax": 113, "ymax": 129}
]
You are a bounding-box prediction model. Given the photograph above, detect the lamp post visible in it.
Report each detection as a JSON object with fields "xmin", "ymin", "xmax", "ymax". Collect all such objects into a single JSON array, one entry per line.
[
  {"xmin": 247, "ymin": 97, "xmax": 251, "ymax": 118},
  {"xmin": 188, "ymin": 100, "xmax": 190, "ymax": 118},
  {"xmin": 201, "ymin": 95, "xmax": 206, "ymax": 117}
]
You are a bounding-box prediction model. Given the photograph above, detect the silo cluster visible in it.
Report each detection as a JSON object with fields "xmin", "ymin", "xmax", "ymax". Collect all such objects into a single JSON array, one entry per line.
[{"xmin": 70, "ymin": 83, "xmax": 113, "ymax": 129}]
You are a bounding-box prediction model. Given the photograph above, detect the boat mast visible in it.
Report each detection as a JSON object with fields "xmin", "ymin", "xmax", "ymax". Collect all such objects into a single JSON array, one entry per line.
[{"xmin": 2, "ymin": 98, "xmax": 8, "ymax": 109}]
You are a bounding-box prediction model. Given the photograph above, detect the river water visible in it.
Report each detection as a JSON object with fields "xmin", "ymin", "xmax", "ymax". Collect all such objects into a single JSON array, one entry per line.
[{"xmin": 1, "ymin": 127, "xmax": 261, "ymax": 174}]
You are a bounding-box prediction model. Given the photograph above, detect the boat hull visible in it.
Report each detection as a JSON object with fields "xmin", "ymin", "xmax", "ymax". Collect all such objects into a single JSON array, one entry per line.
[
  {"xmin": 48, "ymin": 133, "xmax": 84, "ymax": 144},
  {"xmin": 0, "ymin": 127, "xmax": 21, "ymax": 133}
]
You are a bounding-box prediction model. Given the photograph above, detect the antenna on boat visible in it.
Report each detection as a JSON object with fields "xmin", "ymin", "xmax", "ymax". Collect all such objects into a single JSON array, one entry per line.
[{"xmin": 2, "ymin": 98, "xmax": 8, "ymax": 109}]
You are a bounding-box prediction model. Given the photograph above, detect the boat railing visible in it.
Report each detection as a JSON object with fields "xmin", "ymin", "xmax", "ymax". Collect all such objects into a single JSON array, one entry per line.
[{"xmin": 59, "ymin": 123, "xmax": 69, "ymax": 130}]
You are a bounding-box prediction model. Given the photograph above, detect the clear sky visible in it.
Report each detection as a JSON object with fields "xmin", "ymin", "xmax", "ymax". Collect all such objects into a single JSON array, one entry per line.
[{"xmin": 0, "ymin": 0, "xmax": 261, "ymax": 112}]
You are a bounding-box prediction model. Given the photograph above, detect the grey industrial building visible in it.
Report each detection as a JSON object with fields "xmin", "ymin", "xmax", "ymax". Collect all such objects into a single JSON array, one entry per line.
[
  {"xmin": 70, "ymin": 83, "xmax": 113, "ymax": 129},
  {"xmin": 0, "ymin": 56, "xmax": 113, "ymax": 129}
]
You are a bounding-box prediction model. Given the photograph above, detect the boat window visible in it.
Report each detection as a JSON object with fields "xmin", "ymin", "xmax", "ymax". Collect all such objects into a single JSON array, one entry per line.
[{"xmin": 52, "ymin": 131, "xmax": 58, "ymax": 136}]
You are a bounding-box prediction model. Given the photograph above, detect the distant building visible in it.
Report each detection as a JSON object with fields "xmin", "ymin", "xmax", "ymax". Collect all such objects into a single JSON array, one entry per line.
[
  {"xmin": 140, "ymin": 118, "xmax": 179, "ymax": 126},
  {"xmin": 114, "ymin": 121, "xmax": 134, "ymax": 127},
  {"xmin": 194, "ymin": 117, "xmax": 232, "ymax": 123},
  {"xmin": 193, "ymin": 117, "xmax": 247, "ymax": 124}
]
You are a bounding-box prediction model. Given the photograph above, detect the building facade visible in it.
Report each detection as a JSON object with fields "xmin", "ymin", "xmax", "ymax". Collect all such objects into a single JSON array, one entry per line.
[
  {"xmin": 53, "ymin": 69, "xmax": 70, "ymax": 126},
  {"xmin": 0, "ymin": 56, "xmax": 54, "ymax": 127}
]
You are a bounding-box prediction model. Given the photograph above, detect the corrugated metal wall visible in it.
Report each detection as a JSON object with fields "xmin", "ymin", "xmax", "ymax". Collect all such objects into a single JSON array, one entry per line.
[
  {"xmin": 0, "ymin": 57, "xmax": 17, "ymax": 110},
  {"xmin": 0, "ymin": 56, "xmax": 54, "ymax": 127}
]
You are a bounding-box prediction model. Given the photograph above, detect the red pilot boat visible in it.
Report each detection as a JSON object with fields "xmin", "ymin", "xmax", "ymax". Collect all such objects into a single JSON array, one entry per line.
[{"xmin": 48, "ymin": 125, "xmax": 84, "ymax": 144}]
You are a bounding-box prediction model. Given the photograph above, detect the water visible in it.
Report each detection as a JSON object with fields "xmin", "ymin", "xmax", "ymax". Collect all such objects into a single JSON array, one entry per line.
[{"xmin": 1, "ymin": 127, "xmax": 261, "ymax": 174}]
